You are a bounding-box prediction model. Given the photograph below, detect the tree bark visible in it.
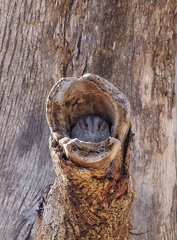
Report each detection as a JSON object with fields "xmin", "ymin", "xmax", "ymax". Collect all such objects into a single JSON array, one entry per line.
[
  {"xmin": 0, "ymin": 0, "xmax": 177, "ymax": 239},
  {"xmin": 30, "ymin": 74, "xmax": 134, "ymax": 239}
]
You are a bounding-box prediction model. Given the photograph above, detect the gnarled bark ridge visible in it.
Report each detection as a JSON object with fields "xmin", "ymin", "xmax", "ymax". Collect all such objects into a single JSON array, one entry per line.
[{"xmin": 31, "ymin": 73, "xmax": 134, "ymax": 240}]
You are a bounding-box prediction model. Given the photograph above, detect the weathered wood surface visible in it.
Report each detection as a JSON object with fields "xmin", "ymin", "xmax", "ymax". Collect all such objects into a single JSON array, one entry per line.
[
  {"xmin": 30, "ymin": 74, "xmax": 134, "ymax": 239},
  {"xmin": 0, "ymin": 0, "xmax": 177, "ymax": 239}
]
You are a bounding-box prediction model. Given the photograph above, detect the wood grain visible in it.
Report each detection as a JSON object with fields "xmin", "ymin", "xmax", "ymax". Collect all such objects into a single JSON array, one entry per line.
[{"xmin": 0, "ymin": 0, "xmax": 177, "ymax": 239}]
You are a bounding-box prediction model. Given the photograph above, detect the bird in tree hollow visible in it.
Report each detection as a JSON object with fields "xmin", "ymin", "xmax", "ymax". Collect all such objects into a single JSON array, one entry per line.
[{"xmin": 71, "ymin": 114, "xmax": 111, "ymax": 143}]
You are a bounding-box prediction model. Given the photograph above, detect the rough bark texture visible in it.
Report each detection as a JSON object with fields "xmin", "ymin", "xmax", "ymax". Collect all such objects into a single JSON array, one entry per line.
[
  {"xmin": 0, "ymin": 0, "xmax": 177, "ymax": 239},
  {"xmin": 30, "ymin": 74, "xmax": 134, "ymax": 239}
]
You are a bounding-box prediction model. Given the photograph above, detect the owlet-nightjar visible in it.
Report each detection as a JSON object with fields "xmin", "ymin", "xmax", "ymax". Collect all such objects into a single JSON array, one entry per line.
[{"xmin": 71, "ymin": 115, "xmax": 111, "ymax": 143}]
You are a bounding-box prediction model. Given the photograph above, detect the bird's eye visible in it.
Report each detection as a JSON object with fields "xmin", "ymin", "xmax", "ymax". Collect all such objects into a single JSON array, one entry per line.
[{"xmin": 85, "ymin": 123, "xmax": 88, "ymax": 128}]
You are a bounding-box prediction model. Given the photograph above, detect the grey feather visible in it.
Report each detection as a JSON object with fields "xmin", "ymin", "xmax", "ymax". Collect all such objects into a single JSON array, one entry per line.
[{"xmin": 71, "ymin": 115, "xmax": 110, "ymax": 143}]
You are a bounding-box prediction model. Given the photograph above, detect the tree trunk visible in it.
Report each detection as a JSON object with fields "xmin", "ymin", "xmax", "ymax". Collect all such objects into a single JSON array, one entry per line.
[
  {"xmin": 29, "ymin": 74, "xmax": 134, "ymax": 239},
  {"xmin": 0, "ymin": 0, "xmax": 177, "ymax": 239}
]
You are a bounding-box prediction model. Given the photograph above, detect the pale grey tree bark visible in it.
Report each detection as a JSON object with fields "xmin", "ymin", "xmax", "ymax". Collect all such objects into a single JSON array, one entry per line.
[{"xmin": 0, "ymin": 0, "xmax": 177, "ymax": 239}]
